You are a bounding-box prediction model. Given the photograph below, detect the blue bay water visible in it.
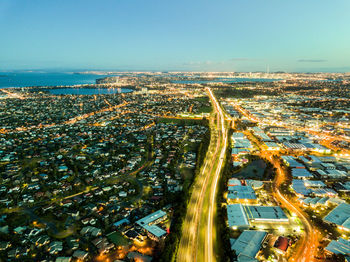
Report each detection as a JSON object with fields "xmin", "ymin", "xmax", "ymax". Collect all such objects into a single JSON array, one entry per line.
[
  {"xmin": 0, "ymin": 72, "xmax": 283, "ymax": 89},
  {"xmin": 0, "ymin": 72, "xmax": 113, "ymax": 88}
]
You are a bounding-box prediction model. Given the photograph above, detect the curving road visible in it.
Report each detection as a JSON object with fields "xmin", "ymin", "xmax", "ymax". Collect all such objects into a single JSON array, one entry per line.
[
  {"xmin": 236, "ymin": 102, "xmax": 319, "ymax": 261},
  {"xmin": 271, "ymin": 155, "xmax": 318, "ymax": 262}
]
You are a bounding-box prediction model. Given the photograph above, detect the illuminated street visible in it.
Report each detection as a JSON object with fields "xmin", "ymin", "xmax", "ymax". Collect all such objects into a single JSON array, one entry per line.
[
  {"xmin": 2, "ymin": 1, "xmax": 350, "ymax": 261},
  {"xmin": 177, "ymin": 88, "xmax": 228, "ymax": 262}
]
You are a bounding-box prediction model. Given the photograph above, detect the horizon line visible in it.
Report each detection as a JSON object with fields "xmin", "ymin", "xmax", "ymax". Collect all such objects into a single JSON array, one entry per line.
[{"xmin": 1, "ymin": 68, "xmax": 350, "ymax": 74}]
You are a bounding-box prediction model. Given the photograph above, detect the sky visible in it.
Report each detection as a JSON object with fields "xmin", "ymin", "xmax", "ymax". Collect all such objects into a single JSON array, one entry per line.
[{"xmin": 0, "ymin": 0, "xmax": 350, "ymax": 72}]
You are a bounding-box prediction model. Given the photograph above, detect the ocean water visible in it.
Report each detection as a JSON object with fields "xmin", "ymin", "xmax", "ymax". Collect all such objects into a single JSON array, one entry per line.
[
  {"xmin": 0, "ymin": 72, "xmax": 114, "ymax": 88},
  {"xmin": 0, "ymin": 72, "xmax": 282, "ymax": 89}
]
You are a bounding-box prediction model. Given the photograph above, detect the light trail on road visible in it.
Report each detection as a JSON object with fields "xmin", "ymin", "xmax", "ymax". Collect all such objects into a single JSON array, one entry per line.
[
  {"xmin": 236, "ymin": 103, "xmax": 319, "ymax": 261},
  {"xmin": 206, "ymin": 88, "xmax": 228, "ymax": 262},
  {"xmin": 272, "ymin": 164, "xmax": 317, "ymax": 262},
  {"xmin": 177, "ymin": 88, "xmax": 228, "ymax": 262}
]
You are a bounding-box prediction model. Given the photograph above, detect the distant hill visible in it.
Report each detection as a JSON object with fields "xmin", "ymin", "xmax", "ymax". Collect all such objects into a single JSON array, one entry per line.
[{"xmin": 96, "ymin": 76, "xmax": 119, "ymax": 84}]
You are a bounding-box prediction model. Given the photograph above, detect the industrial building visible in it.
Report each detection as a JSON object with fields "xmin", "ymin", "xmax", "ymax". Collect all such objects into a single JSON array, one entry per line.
[
  {"xmin": 227, "ymin": 204, "xmax": 288, "ymax": 230},
  {"xmin": 324, "ymin": 203, "xmax": 350, "ymax": 231},
  {"xmin": 227, "ymin": 204, "xmax": 250, "ymax": 229},
  {"xmin": 325, "ymin": 238, "xmax": 350, "ymax": 256},
  {"xmin": 281, "ymin": 156, "xmax": 305, "ymax": 168},
  {"xmin": 230, "ymin": 230, "xmax": 267, "ymax": 262},
  {"xmin": 291, "ymin": 168, "xmax": 313, "ymax": 178},
  {"xmin": 228, "ymin": 185, "xmax": 257, "ymax": 203},
  {"xmin": 244, "ymin": 205, "xmax": 289, "ymax": 222}
]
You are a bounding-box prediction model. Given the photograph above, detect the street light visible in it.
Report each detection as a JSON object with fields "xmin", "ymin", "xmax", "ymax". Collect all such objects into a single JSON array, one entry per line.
[{"xmin": 278, "ymin": 226, "xmax": 285, "ymax": 233}]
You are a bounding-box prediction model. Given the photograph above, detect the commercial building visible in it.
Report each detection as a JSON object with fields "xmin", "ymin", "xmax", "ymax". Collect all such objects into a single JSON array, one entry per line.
[
  {"xmin": 324, "ymin": 203, "xmax": 350, "ymax": 231},
  {"xmin": 291, "ymin": 168, "xmax": 313, "ymax": 178},
  {"xmin": 228, "ymin": 178, "xmax": 241, "ymax": 186},
  {"xmin": 281, "ymin": 156, "xmax": 305, "ymax": 168},
  {"xmin": 231, "ymin": 133, "xmax": 253, "ymax": 148},
  {"xmin": 136, "ymin": 210, "xmax": 167, "ymax": 241},
  {"xmin": 322, "ymin": 169, "xmax": 347, "ymax": 179},
  {"xmin": 228, "ymin": 185, "xmax": 257, "ymax": 203},
  {"xmin": 231, "ymin": 132, "xmax": 252, "ymax": 157},
  {"xmin": 264, "ymin": 142, "xmax": 281, "ymax": 151},
  {"xmin": 292, "ymin": 179, "xmax": 337, "ymax": 197},
  {"xmin": 303, "ymin": 180, "xmax": 326, "ymax": 188},
  {"xmin": 227, "ymin": 204, "xmax": 288, "ymax": 229},
  {"xmin": 325, "ymin": 238, "xmax": 350, "ymax": 256},
  {"xmin": 230, "ymin": 230, "xmax": 267, "ymax": 262},
  {"xmin": 283, "ymin": 142, "xmax": 307, "ymax": 150},
  {"xmin": 292, "ymin": 180, "xmax": 311, "ymax": 196},
  {"xmin": 274, "ymin": 236, "xmax": 290, "ymax": 254},
  {"xmin": 251, "ymin": 127, "xmax": 273, "ymax": 142},
  {"xmin": 244, "ymin": 205, "xmax": 289, "ymax": 222},
  {"xmin": 227, "ymin": 204, "xmax": 250, "ymax": 229},
  {"xmin": 231, "ymin": 148, "xmax": 250, "ymax": 156}
]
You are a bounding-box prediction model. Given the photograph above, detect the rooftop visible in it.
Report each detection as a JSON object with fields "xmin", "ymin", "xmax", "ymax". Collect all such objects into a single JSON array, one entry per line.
[
  {"xmin": 136, "ymin": 210, "xmax": 167, "ymax": 238},
  {"xmin": 281, "ymin": 156, "xmax": 305, "ymax": 168},
  {"xmin": 291, "ymin": 168, "xmax": 313, "ymax": 178},
  {"xmin": 228, "ymin": 185, "xmax": 257, "ymax": 200},
  {"xmin": 144, "ymin": 224, "xmax": 167, "ymax": 238},
  {"xmin": 244, "ymin": 205, "xmax": 288, "ymax": 222},
  {"xmin": 136, "ymin": 210, "xmax": 167, "ymax": 226},
  {"xmin": 230, "ymin": 230, "xmax": 267, "ymax": 261},
  {"xmin": 324, "ymin": 203, "xmax": 350, "ymax": 230},
  {"xmin": 325, "ymin": 238, "xmax": 350, "ymax": 255},
  {"xmin": 227, "ymin": 204, "xmax": 250, "ymax": 228}
]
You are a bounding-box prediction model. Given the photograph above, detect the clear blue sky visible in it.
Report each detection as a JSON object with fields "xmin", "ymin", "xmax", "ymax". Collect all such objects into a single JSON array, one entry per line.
[{"xmin": 1, "ymin": 0, "xmax": 350, "ymax": 72}]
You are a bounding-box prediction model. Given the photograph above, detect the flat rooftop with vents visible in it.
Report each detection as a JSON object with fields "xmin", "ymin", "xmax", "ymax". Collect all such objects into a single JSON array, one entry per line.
[{"xmin": 227, "ymin": 204, "xmax": 289, "ymax": 229}]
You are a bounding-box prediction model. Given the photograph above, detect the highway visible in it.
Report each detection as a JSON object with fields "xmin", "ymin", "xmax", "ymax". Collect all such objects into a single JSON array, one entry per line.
[
  {"xmin": 177, "ymin": 88, "xmax": 228, "ymax": 262},
  {"xmin": 206, "ymin": 88, "xmax": 228, "ymax": 262}
]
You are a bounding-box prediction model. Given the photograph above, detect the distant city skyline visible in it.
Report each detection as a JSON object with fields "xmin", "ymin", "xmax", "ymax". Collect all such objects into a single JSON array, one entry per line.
[{"xmin": 1, "ymin": 0, "xmax": 350, "ymax": 72}]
